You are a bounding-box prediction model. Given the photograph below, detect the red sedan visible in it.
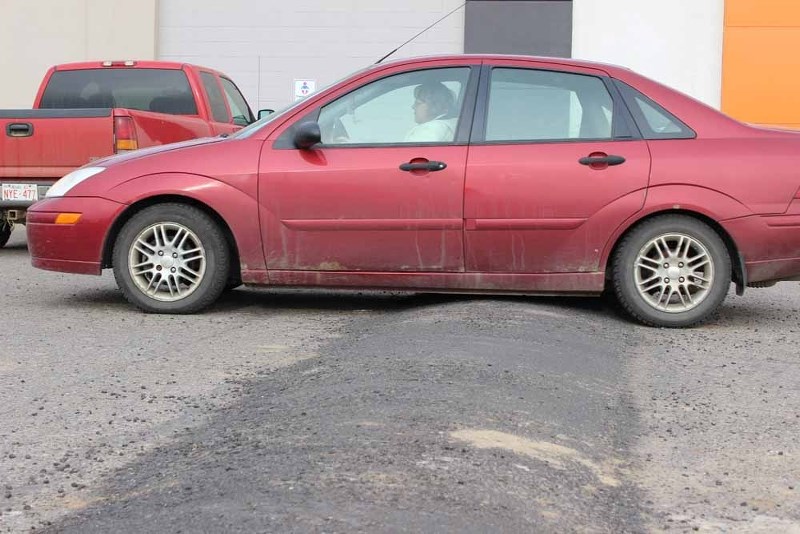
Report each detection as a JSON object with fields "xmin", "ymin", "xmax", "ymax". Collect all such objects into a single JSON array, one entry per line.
[{"xmin": 27, "ymin": 55, "xmax": 800, "ymax": 327}]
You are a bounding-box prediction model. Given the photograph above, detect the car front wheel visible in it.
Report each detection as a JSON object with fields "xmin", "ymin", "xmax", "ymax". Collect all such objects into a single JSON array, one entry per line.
[
  {"xmin": 112, "ymin": 203, "xmax": 230, "ymax": 313},
  {"xmin": 612, "ymin": 215, "xmax": 732, "ymax": 327}
]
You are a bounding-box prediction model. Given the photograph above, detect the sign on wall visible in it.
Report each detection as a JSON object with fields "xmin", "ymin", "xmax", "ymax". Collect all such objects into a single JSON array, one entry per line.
[{"xmin": 293, "ymin": 79, "xmax": 317, "ymax": 101}]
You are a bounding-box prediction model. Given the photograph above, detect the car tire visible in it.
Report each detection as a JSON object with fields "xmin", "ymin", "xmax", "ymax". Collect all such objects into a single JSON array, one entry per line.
[
  {"xmin": 112, "ymin": 203, "xmax": 230, "ymax": 314},
  {"xmin": 0, "ymin": 223, "xmax": 11, "ymax": 248},
  {"xmin": 612, "ymin": 215, "xmax": 731, "ymax": 328}
]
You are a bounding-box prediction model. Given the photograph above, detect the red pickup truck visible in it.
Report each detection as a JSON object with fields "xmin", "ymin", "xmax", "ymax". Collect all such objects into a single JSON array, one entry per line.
[{"xmin": 0, "ymin": 60, "xmax": 257, "ymax": 247}]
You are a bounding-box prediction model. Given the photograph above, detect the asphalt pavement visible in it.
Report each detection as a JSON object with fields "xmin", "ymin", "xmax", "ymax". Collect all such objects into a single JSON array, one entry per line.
[{"xmin": 1, "ymin": 226, "xmax": 798, "ymax": 533}]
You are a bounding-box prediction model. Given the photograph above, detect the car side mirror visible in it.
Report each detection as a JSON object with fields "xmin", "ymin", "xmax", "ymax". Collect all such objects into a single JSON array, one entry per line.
[
  {"xmin": 293, "ymin": 121, "xmax": 321, "ymax": 149},
  {"xmin": 258, "ymin": 109, "xmax": 275, "ymax": 120}
]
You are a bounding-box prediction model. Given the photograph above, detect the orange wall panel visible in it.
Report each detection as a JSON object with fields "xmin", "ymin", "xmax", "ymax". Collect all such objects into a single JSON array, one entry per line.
[
  {"xmin": 722, "ymin": 0, "xmax": 800, "ymax": 127},
  {"xmin": 722, "ymin": 28, "xmax": 800, "ymax": 125},
  {"xmin": 725, "ymin": 0, "xmax": 800, "ymax": 27}
]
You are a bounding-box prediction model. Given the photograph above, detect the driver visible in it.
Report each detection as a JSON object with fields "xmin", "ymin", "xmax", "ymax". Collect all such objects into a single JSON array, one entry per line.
[{"xmin": 404, "ymin": 82, "xmax": 456, "ymax": 143}]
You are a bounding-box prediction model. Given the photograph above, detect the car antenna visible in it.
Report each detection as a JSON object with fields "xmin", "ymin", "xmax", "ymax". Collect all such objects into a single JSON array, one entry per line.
[{"xmin": 375, "ymin": 2, "xmax": 467, "ymax": 64}]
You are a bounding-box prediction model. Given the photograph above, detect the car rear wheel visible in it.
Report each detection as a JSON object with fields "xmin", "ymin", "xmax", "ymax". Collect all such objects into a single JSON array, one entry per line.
[
  {"xmin": 612, "ymin": 215, "xmax": 731, "ymax": 327},
  {"xmin": 112, "ymin": 203, "xmax": 230, "ymax": 313}
]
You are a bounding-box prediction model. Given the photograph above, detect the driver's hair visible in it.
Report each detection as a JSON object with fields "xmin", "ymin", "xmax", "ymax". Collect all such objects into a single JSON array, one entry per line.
[{"xmin": 414, "ymin": 82, "xmax": 455, "ymax": 118}]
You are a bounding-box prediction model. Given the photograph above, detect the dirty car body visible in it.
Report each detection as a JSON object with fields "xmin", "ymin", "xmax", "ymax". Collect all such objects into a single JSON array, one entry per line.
[{"xmin": 27, "ymin": 55, "xmax": 800, "ymax": 327}]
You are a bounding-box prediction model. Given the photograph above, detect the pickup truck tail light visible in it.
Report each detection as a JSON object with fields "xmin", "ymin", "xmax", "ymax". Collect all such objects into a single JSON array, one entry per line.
[{"xmin": 114, "ymin": 116, "xmax": 138, "ymax": 152}]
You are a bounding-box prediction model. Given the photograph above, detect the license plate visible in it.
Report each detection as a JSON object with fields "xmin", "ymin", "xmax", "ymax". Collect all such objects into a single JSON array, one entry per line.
[{"xmin": 1, "ymin": 183, "xmax": 38, "ymax": 202}]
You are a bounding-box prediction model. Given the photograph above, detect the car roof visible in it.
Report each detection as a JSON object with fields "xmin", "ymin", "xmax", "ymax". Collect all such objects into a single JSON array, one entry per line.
[
  {"xmin": 52, "ymin": 61, "xmax": 224, "ymax": 76},
  {"xmin": 374, "ymin": 54, "xmax": 631, "ymax": 75}
]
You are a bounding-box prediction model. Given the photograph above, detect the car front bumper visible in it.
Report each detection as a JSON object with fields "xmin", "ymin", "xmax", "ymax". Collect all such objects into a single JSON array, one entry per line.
[{"xmin": 27, "ymin": 196, "xmax": 126, "ymax": 275}]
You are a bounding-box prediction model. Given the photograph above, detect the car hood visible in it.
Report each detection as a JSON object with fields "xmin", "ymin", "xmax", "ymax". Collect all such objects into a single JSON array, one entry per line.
[
  {"xmin": 92, "ymin": 136, "xmax": 225, "ymax": 168},
  {"xmin": 66, "ymin": 134, "xmax": 260, "ymax": 199}
]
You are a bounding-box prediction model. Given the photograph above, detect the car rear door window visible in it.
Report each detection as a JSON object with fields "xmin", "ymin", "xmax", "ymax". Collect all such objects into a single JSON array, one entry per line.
[
  {"xmin": 485, "ymin": 68, "xmax": 615, "ymax": 142},
  {"xmin": 200, "ymin": 72, "xmax": 230, "ymax": 123}
]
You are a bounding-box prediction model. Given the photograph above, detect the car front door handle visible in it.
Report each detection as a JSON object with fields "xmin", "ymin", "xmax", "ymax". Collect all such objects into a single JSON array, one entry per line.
[
  {"xmin": 578, "ymin": 153, "xmax": 626, "ymax": 169},
  {"xmin": 399, "ymin": 160, "xmax": 447, "ymax": 172}
]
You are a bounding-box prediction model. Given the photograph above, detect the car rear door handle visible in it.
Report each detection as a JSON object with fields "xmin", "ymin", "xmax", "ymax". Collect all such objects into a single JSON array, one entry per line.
[
  {"xmin": 399, "ymin": 160, "xmax": 447, "ymax": 172},
  {"xmin": 6, "ymin": 123, "xmax": 33, "ymax": 137},
  {"xmin": 578, "ymin": 153, "xmax": 626, "ymax": 168}
]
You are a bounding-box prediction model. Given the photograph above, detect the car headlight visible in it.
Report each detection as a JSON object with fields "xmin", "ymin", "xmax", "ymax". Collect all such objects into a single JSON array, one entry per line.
[{"xmin": 46, "ymin": 167, "xmax": 106, "ymax": 198}]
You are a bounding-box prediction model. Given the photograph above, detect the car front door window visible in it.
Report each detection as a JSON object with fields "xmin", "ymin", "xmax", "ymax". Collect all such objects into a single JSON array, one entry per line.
[{"xmin": 317, "ymin": 68, "xmax": 471, "ymax": 145}]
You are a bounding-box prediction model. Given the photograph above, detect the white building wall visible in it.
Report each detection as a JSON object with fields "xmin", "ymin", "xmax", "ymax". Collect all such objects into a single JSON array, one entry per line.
[
  {"xmin": 158, "ymin": 0, "xmax": 465, "ymax": 114},
  {"xmin": 0, "ymin": 0, "xmax": 158, "ymax": 108},
  {"xmin": 571, "ymin": 0, "xmax": 725, "ymax": 108}
]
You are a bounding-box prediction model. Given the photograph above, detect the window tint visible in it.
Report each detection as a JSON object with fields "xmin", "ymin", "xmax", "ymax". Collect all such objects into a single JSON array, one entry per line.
[
  {"xmin": 40, "ymin": 69, "xmax": 197, "ymax": 115},
  {"xmin": 615, "ymin": 81, "xmax": 695, "ymax": 139},
  {"xmin": 485, "ymin": 68, "xmax": 614, "ymax": 142},
  {"xmin": 220, "ymin": 77, "xmax": 253, "ymax": 126},
  {"xmin": 200, "ymin": 72, "xmax": 230, "ymax": 123},
  {"xmin": 317, "ymin": 67, "xmax": 471, "ymax": 145}
]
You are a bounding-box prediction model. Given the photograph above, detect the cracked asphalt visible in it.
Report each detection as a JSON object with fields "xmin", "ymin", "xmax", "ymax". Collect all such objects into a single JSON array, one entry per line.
[{"xmin": 1, "ymin": 226, "xmax": 799, "ymax": 533}]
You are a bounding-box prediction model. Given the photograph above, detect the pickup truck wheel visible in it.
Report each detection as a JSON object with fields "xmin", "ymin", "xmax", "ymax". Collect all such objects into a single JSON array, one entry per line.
[
  {"xmin": 112, "ymin": 204, "xmax": 230, "ymax": 313},
  {"xmin": 612, "ymin": 215, "xmax": 731, "ymax": 328},
  {"xmin": 0, "ymin": 223, "xmax": 11, "ymax": 248}
]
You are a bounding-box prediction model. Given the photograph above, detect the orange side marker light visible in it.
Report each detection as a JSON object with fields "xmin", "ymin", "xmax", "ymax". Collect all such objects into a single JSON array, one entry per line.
[{"xmin": 54, "ymin": 213, "xmax": 81, "ymax": 225}]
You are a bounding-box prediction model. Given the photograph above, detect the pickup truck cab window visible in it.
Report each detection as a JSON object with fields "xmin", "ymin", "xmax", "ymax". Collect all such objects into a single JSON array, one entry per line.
[
  {"xmin": 200, "ymin": 72, "xmax": 230, "ymax": 123},
  {"xmin": 220, "ymin": 77, "xmax": 254, "ymax": 126},
  {"xmin": 40, "ymin": 69, "xmax": 196, "ymax": 114}
]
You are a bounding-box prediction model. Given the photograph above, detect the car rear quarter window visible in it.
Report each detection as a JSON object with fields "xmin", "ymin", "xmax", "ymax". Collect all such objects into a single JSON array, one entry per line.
[
  {"xmin": 200, "ymin": 72, "xmax": 230, "ymax": 123},
  {"xmin": 40, "ymin": 68, "xmax": 197, "ymax": 115},
  {"xmin": 614, "ymin": 80, "xmax": 695, "ymax": 139},
  {"xmin": 485, "ymin": 68, "xmax": 614, "ymax": 142}
]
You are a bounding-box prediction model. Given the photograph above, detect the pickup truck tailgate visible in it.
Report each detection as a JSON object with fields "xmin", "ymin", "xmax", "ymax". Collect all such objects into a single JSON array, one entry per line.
[{"xmin": 0, "ymin": 109, "xmax": 114, "ymax": 182}]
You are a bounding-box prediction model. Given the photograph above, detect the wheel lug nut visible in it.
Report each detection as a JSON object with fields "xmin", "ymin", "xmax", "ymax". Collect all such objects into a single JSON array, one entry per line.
[
  {"xmin": 679, "ymin": 277, "xmax": 685, "ymax": 283},
  {"xmin": 664, "ymin": 278, "xmax": 670, "ymax": 283},
  {"xmin": 678, "ymin": 262, "xmax": 684, "ymax": 268},
  {"xmin": 158, "ymin": 251, "xmax": 164, "ymax": 256},
  {"xmin": 171, "ymin": 267, "xmax": 176, "ymax": 273},
  {"xmin": 663, "ymin": 263, "xmax": 669, "ymax": 268},
  {"xmin": 172, "ymin": 253, "xmax": 178, "ymax": 258},
  {"xmin": 156, "ymin": 266, "xmax": 162, "ymax": 271}
]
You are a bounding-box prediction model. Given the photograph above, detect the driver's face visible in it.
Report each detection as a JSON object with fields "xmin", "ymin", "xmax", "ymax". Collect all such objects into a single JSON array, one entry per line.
[{"xmin": 412, "ymin": 97, "xmax": 432, "ymax": 124}]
